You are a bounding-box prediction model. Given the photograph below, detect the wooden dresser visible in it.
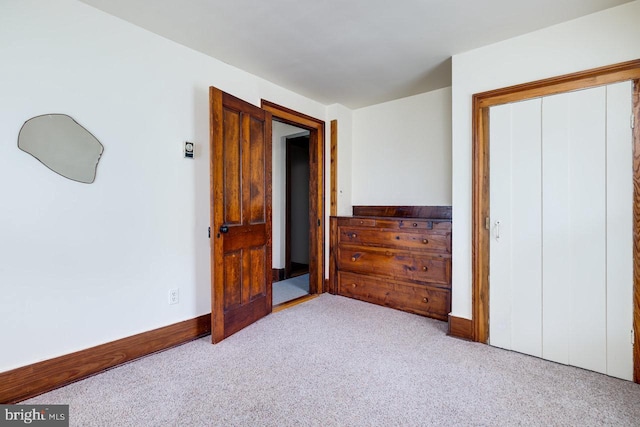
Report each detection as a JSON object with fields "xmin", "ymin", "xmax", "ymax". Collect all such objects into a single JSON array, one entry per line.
[{"xmin": 329, "ymin": 206, "xmax": 452, "ymax": 321}]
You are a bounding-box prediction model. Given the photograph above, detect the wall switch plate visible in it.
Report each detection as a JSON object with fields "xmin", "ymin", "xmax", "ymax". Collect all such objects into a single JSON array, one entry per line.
[
  {"xmin": 169, "ymin": 288, "xmax": 179, "ymax": 305},
  {"xmin": 184, "ymin": 141, "xmax": 194, "ymax": 158}
]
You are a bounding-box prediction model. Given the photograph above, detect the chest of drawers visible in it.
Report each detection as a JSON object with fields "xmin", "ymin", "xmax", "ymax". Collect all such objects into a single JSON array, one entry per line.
[{"xmin": 329, "ymin": 213, "xmax": 452, "ymax": 321}]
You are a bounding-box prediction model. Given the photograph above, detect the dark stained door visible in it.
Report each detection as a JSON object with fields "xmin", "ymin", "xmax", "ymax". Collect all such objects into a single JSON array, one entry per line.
[{"xmin": 210, "ymin": 87, "xmax": 272, "ymax": 343}]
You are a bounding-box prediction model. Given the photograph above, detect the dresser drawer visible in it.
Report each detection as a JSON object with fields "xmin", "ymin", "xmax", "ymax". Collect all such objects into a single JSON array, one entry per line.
[
  {"xmin": 337, "ymin": 247, "xmax": 451, "ymax": 286},
  {"xmin": 400, "ymin": 220, "xmax": 451, "ymax": 233},
  {"xmin": 398, "ymin": 219, "xmax": 433, "ymax": 230},
  {"xmin": 338, "ymin": 271, "xmax": 450, "ymax": 320},
  {"xmin": 338, "ymin": 217, "xmax": 376, "ymax": 227},
  {"xmin": 339, "ymin": 227, "xmax": 451, "ymax": 253}
]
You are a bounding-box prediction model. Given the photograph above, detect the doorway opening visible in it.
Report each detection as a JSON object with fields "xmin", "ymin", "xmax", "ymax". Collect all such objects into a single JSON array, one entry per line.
[
  {"xmin": 262, "ymin": 100, "xmax": 326, "ymax": 308},
  {"xmin": 272, "ymin": 125, "xmax": 311, "ymax": 305}
]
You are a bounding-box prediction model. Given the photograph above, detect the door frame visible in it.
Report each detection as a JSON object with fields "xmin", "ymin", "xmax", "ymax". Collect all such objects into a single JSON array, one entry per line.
[
  {"xmin": 471, "ymin": 59, "xmax": 640, "ymax": 382},
  {"xmin": 262, "ymin": 100, "xmax": 325, "ymax": 294}
]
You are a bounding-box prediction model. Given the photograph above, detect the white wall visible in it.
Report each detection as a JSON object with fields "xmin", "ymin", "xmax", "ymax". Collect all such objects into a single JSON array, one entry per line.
[
  {"xmin": 451, "ymin": 0, "xmax": 640, "ymax": 319},
  {"xmin": 351, "ymin": 87, "xmax": 452, "ymax": 206},
  {"xmin": 271, "ymin": 122, "xmax": 307, "ymax": 269},
  {"xmin": 0, "ymin": 0, "xmax": 327, "ymax": 372}
]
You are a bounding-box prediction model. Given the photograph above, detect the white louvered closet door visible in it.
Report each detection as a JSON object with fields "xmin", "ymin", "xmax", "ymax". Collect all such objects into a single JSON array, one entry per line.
[{"xmin": 489, "ymin": 82, "xmax": 633, "ymax": 381}]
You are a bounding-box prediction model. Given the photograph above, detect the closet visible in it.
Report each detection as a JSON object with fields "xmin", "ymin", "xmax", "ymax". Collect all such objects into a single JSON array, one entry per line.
[{"xmin": 489, "ymin": 81, "xmax": 633, "ymax": 381}]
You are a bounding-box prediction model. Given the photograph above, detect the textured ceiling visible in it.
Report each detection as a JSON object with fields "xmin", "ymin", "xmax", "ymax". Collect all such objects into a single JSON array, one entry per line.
[{"xmin": 79, "ymin": 0, "xmax": 631, "ymax": 108}]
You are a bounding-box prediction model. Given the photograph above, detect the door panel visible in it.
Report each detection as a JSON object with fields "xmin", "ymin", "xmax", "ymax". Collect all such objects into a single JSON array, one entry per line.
[
  {"xmin": 488, "ymin": 103, "xmax": 513, "ymax": 351},
  {"xmin": 565, "ymin": 86, "xmax": 607, "ymax": 374},
  {"xmin": 211, "ymin": 87, "xmax": 272, "ymax": 343},
  {"xmin": 224, "ymin": 251, "xmax": 242, "ymax": 309},
  {"xmin": 250, "ymin": 246, "xmax": 267, "ymax": 299},
  {"xmin": 606, "ymin": 81, "xmax": 634, "ymax": 380},
  {"xmin": 509, "ymin": 99, "xmax": 542, "ymax": 358},
  {"xmin": 250, "ymin": 117, "xmax": 266, "ymax": 224},
  {"xmin": 223, "ymin": 109, "xmax": 242, "ymax": 225},
  {"xmin": 541, "ymin": 92, "xmax": 571, "ymax": 365},
  {"xmin": 489, "ymin": 98, "xmax": 542, "ymax": 356}
]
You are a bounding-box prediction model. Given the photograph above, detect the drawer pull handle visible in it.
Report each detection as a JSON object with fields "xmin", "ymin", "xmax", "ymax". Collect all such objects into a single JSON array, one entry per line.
[
  {"xmin": 422, "ymin": 297, "xmax": 429, "ymax": 303},
  {"xmin": 422, "ymin": 239, "xmax": 429, "ymax": 244},
  {"xmin": 413, "ymin": 223, "xmax": 418, "ymax": 227},
  {"xmin": 351, "ymin": 256, "xmax": 357, "ymax": 262},
  {"xmin": 352, "ymin": 283, "xmax": 357, "ymax": 288},
  {"xmin": 351, "ymin": 233, "xmax": 357, "ymax": 238},
  {"xmin": 422, "ymin": 266, "xmax": 429, "ymax": 272}
]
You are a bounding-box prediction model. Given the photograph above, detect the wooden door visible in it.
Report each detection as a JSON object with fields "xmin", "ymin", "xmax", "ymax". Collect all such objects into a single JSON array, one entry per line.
[
  {"xmin": 210, "ymin": 87, "xmax": 272, "ymax": 343},
  {"xmin": 489, "ymin": 82, "xmax": 633, "ymax": 380}
]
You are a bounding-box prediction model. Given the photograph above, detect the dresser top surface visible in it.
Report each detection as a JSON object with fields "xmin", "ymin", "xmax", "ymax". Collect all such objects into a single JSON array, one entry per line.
[
  {"xmin": 351, "ymin": 205, "xmax": 452, "ymax": 220},
  {"xmin": 334, "ymin": 215, "xmax": 451, "ymax": 223}
]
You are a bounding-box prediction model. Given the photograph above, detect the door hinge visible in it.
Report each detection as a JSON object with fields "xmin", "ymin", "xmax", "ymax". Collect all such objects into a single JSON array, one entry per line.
[
  {"xmin": 318, "ymin": 219, "xmax": 321, "ymax": 227},
  {"xmin": 632, "ymin": 329, "xmax": 635, "ymax": 346},
  {"xmin": 485, "ymin": 217, "xmax": 490, "ymax": 230},
  {"xmin": 208, "ymin": 227, "xmax": 210, "ymax": 239},
  {"xmin": 632, "ymin": 114, "xmax": 635, "ymax": 129}
]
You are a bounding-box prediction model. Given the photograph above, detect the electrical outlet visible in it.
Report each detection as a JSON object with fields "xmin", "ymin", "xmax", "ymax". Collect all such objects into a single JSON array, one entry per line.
[{"xmin": 169, "ymin": 288, "xmax": 179, "ymax": 305}]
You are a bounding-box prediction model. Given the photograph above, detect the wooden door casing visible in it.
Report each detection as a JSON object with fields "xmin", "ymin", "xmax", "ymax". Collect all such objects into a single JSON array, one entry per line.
[
  {"xmin": 471, "ymin": 59, "xmax": 640, "ymax": 383},
  {"xmin": 261, "ymin": 100, "xmax": 325, "ymax": 295},
  {"xmin": 210, "ymin": 87, "xmax": 272, "ymax": 343}
]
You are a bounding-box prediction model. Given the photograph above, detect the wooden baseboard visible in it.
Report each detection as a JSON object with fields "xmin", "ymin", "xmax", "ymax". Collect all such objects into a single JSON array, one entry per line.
[
  {"xmin": 0, "ymin": 314, "xmax": 211, "ymax": 404},
  {"xmin": 272, "ymin": 268, "xmax": 285, "ymax": 282},
  {"xmin": 448, "ymin": 314, "xmax": 473, "ymax": 341}
]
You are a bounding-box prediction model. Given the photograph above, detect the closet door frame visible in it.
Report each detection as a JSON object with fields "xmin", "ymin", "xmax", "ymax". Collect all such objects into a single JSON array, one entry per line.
[{"xmin": 471, "ymin": 59, "xmax": 640, "ymax": 383}]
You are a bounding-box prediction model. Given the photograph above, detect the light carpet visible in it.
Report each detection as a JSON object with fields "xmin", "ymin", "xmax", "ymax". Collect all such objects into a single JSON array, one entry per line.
[
  {"xmin": 25, "ymin": 294, "xmax": 640, "ymax": 426},
  {"xmin": 272, "ymin": 274, "xmax": 309, "ymax": 305}
]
